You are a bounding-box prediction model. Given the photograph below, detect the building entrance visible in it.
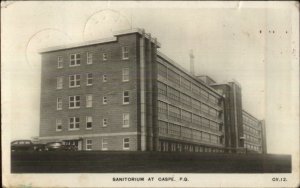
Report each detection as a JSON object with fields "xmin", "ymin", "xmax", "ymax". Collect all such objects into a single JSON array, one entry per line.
[{"xmin": 63, "ymin": 139, "xmax": 83, "ymax": 151}]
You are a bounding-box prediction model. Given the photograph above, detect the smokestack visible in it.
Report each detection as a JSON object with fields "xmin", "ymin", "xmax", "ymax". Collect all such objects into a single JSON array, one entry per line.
[{"xmin": 189, "ymin": 49, "xmax": 195, "ymax": 76}]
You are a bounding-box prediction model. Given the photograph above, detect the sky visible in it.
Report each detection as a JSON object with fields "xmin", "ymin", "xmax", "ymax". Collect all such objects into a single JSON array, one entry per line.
[{"xmin": 2, "ymin": 1, "xmax": 299, "ymax": 155}]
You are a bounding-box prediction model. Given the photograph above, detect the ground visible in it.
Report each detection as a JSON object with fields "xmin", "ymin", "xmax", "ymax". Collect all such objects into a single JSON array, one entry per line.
[{"xmin": 11, "ymin": 151, "xmax": 291, "ymax": 173}]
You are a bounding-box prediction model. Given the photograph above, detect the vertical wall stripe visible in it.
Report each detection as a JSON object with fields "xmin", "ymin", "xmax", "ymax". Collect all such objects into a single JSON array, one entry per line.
[{"xmin": 140, "ymin": 36, "xmax": 146, "ymax": 151}]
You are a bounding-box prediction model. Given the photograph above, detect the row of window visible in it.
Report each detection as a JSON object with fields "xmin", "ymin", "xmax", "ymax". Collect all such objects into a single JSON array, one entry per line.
[
  {"xmin": 243, "ymin": 124, "xmax": 260, "ymax": 136},
  {"xmin": 56, "ymin": 113, "xmax": 130, "ymax": 131},
  {"xmin": 245, "ymin": 143, "xmax": 261, "ymax": 152},
  {"xmin": 56, "ymin": 69, "xmax": 130, "ymax": 89},
  {"xmin": 57, "ymin": 47, "xmax": 129, "ymax": 68},
  {"xmin": 158, "ymin": 82, "xmax": 220, "ymax": 119},
  {"xmin": 244, "ymin": 133, "xmax": 260, "ymax": 144},
  {"xmin": 85, "ymin": 137, "xmax": 130, "ymax": 151},
  {"xmin": 158, "ymin": 121, "xmax": 222, "ymax": 144},
  {"xmin": 158, "ymin": 101, "xmax": 220, "ymax": 131},
  {"xmin": 157, "ymin": 62, "xmax": 219, "ymax": 105},
  {"xmin": 159, "ymin": 141, "xmax": 224, "ymax": 153},
  {"xmin": 56, "ymin": 92, "xmax": 130, "ymax": 110},
  {"xmin": 243, "ymin": 115, "xmax": 260, "ymax": 128}
]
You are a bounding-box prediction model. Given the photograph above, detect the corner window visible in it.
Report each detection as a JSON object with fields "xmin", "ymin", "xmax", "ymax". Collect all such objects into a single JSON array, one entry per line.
[
  {"xmin": 87, "ymin": 52, "xmax": 93, "ymax": 64},
  {"xmin": 122, "ymin": 46, "xmax": 129, "ymax": 60},
  {"xmin": 102, "ymin": 138, "xmax": 108, "ymax": 150},
  {"xmin": 69, "ymin": 74, "xmax": 80, "ymax": 88},
  {"xmin": 103, "ymin": 74, "xmax": 107, "ymax": 82},
  {"xmin": 57, "ymin": 56, "xmax": 63, "ymax": 68},
  {"xmin": 123, "ymin": 138, "xmax": 130, "ymax": 150},
  {"xmin": 123, "ymin": 113, "xmax": 130, "ymax": 127},
  {"xmin": 57, "ymin": 97, "xmax": 62, "ymax": 110},
  {"xmin": 86, "ymin": 73, "xmax": 93, "ymax": 86},
  {"xmin": 69, "ymin": 96, "xmax": 80, "ymax": 109},
  {"xmin": 103, "ymin": 118, "xmax": 108, "ymax": 127},
  {"xmin": 70, "ymin": 53, "xmax": 81, "ymax": 66},
  {"xmin": 86, "ymin": 116, "xmax": 92, "ymax": 129},
  {"xmin": 103, "ymin": 96, "xmax": 107, "ymax": 104},
  {"xmin": 86, "ymin": 94, "xmax": 93, "ymax": 108},
  {"xmin": 56, "ymin": 119, "xmax": 62, "ymax": 131},
  {"xmin": 69, "ymin": 117, "xmax": 80, "ymax": 130},
  {"xmin": 56, "ymin": 77, "xmax": 63, "ymax": 89},
  {"xmin": 86, "ymin": 139, "xmax": 92, "ymax": 150},
  {"xmin": 123, "ymin": 91, "xmax": 129, "ymax": 104},
  {"xmin": 103, "ymin": 53, "xmax": 107, "ymax": 61},
  {"xmin": 122, "ymin": 68, "xmax": 129, "ymax": 82}
]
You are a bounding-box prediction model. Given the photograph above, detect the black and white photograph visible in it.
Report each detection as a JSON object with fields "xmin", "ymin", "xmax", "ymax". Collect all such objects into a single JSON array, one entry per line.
[{"xmin": 2, "ymin": 1, "xmax": 299, "ymax": 187}]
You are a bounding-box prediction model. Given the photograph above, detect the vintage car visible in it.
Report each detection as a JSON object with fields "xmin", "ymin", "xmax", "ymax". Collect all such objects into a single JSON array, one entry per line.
[
  {"xmin": 45, "ymin": 141, "xmax": 77, "ymax": 151},
  {"xmin": 11, "ymin": 140, "xmax": 46, "ymax": 152}
]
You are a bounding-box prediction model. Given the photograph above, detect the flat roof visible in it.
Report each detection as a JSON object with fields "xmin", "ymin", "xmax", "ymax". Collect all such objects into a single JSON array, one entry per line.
[
  {"xmin": 39, "ymin": 28, "xmax": 161, "ymax": 53},
  {"xmin": 242, "ymin": 110, "xmax": 261, "ymax": 121}
]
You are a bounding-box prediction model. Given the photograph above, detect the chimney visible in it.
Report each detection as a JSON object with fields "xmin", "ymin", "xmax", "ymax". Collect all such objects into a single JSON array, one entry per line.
[{"xmin": 189, "ymin": 49, "xmax": 195, "ymax": 76}]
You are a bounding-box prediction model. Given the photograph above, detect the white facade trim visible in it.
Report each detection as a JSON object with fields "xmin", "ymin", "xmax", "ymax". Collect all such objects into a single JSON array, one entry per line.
[{"xmin": 39, "ymin": 132, "xmax": 139, "ymax": 140}]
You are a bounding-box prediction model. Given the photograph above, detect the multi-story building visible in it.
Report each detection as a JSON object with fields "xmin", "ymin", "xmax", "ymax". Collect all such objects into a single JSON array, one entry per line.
[
  {"xmin": 210, "ymin": 81, "xmax": 266, "ymax": 153},
  {"xmin": 38, "ymin": 28, "xmax": 265, "ymax": 153},
  {"xmin": 242, "ymin": 111, "xmax": 267, "ymax": 153}
]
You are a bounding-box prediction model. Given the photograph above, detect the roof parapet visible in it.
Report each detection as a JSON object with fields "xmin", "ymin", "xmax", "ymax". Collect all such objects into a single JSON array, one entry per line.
[{"xmin": 39, "ymin": 28, "xmax": 161, "ymax": 53}]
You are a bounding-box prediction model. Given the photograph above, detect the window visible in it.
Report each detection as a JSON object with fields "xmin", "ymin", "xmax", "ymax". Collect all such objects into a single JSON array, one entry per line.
[
  {"xmin": 57, "ymin": 56, "xmax": 63, "ymax": 68},
  {"xmin": 70, "ymin": 53, "xmax": 81, "ymax": 66},
  {"xmin": 86, "ymin": 73, "xmax": 93, "ymax": 86},
  {"xmin": 103, "ymin": 53, "xmax": 107, "ymax": 61},
  {"xmin": 123, "ymin": 113, "xmax": 130, "ymax": 127},
  {"xmin": 158, "ymin": 101, "xmax": 168, "ymax": 118},
  {"xmin": 56, "ymin": 119, "xmax": 62, "ymax": 131},
  {"xmin": 122, "ymin": 68, "xmax": 129, "ymax": 82},
  {"xmin": 57, "ymin": 97, "xmax": 62, "ymax": 110},
  {"xmin": 181, "ymin": 127, "xmax": 191, "ymax": 138},
  {"xmin": 192, "ymin": 130, "xmax": 202, "ymax": 141},
  {"xmin": 192, "ymin": 99, "xmax": 201, "ymax": 111},
  {"xmin": 103, "ymin": 96, "xmax": 107, "ymax": 104},
  {"xmin": 86, "ymin": 116, "xmax": 92, "ymax": 129},
  {"xmin": 87, "ymin": 52, "xmax": 93, "ymax": 64},
  {"xmin": 211, "ymin": 135, "xmax": 218, "ymax": 144},
  {"xmin": 57, "ymin": 77, "xmax": 63, "ymax": 89},
  {"xmin": 168, "ymin": 105, "xmax": 181, "ymax": 122},
  {"xmin": 122, "ymin": 46, "xmax": 129, "ymax": 60},
  {"xmin": 201, "ymin": 90, "xmax": 209, "ymax": 100},
  {"xmin": 201, "ymin": 104, "xmax": 209, "ymax": 115},
  {"xmin": 103, "ymin": 74, "xmax": 107, "ymax": 82},
  {"xmin": 69, "ymin": 74, "xmax": 80, "ymax": 88},
  {"xmin": 181, "ymin": 93, "xmax": 191, "ymax": 106},
  {"xmin": 86, "ymin": 139, "xmax": 92, "ymax": 150},
  {"xmin": 158, "ymin": 82, "xmax": 167, "ymax": 97},
  {"xmin": 202, "ymin": 132, "xmax": 210, "ymax": 142},
  {"xmin": 69, "ymin": 96, "xmax": 80, "ymax": 109},
  {"xmin": 158, "ymin": 63, "xmax": 167, "ymax": 80},
  {"xmin": 103, "ymin": 118, "xmax": 108, "ymax": 127},
  {"xmin": 123, "ymin": 91, "xmax": 129, "ymax": 104},
  {"xmin": 123, "ymin": 138, "xmax": 130, "ymax": 150},
  {"xmin": 158, "ymin": 121, "xmax": 168, "ymax": 135},
  {"xmin": 167, "ymin": 69, "xmax": 180, "ymax": 86},
  {"xmin": 182, "ymin": 110, "xmax": 192, "ymax": 123},
  {"xmin": 167, "ymin": 87, "xmax": 180, "ymax": 101},
  {"xmin": 168, "ymin": 123, "xmax": 180, "ymax": 136},
  {"xmin": 69, "ymin": 117, "xmax": 80, "ymax": 130},
  {"xmin": 202, "ymin": 118, "xmax": 209, "ymax": 127},
  {"xmin": 86, "ymin": 94, "xmax": 92, "ymax": 108},
  {"xmin": 192, "ymin": 114, "xmax": 201, "ymax": 125},
  {"xmin": 102, "ymin": 138, "xmax": 108, "ymax": 150},
  {"xmin": 181, "ymin": 77, "xmax": 191, "ymax": 90}
]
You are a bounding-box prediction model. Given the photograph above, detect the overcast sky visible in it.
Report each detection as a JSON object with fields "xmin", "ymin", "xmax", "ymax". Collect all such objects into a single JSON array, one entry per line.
[{"xmin": 2, "ymin": 1, "xmax": 299, "ymax": 155}]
